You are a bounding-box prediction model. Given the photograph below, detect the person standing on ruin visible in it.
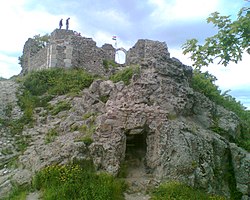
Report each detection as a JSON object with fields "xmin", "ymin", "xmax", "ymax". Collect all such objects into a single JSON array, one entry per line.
[
  {"xmin": 59, "ymin": 19, "xmax": 63, "ymax": 29},
  {"xmin": 66, "ymin": 18, "xmax": 70, "ymax": 30}
]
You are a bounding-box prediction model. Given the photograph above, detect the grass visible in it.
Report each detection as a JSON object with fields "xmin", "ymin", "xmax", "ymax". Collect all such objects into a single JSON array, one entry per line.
[
  {"xmin": 110, "ymin": 65, "xmax": 140, "ymax": 85},
  {"xmin": 32, "ymin": 162, "xmax": 126, "ymax": 200},
  {"xmin": 103, "ymin": 59, "xmax": 118, "ymax": 70},
  {"xmin": 3, "ymin": 161, "xmax": 126, "ymax": 200},
  {"xmin": 48, "ymin": 101, "xmax": 71, "ymax": 115},
  {"xmin": 0, "ymin": 184, "xmax": 29, "ymax": 200},
  {"xmin": 1, "ymin": 68, "xmax": 96, "ymax": 153},
  {"xmin": 74, "ymin": 112, "xmax": 97, "ymax": 145},
  {"xmin": 45, "ymin": 128, "xmax": 59, "ymax": 144},
  {"xmin": 151, "ymin": 181, "xmax": 226, "ymax": 200}
]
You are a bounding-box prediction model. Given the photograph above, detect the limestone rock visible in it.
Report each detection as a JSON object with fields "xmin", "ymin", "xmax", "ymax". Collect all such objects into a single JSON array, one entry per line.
[{"xmin": 230, "ymin": 143, "xmax": 250, "ymax": 199}]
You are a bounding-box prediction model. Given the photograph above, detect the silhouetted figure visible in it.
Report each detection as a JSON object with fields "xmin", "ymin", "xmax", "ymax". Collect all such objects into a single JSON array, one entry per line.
[
  {"xmin": 66, "ymin": 18, "xmax": 70, "ymax": 30},
  {"xmin": 59, "ymin": 19, "xmax": 63, "ymax": 29}
]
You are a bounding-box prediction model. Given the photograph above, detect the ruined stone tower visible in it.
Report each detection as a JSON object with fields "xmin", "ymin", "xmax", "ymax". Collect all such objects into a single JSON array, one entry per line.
[{"xmin": 21, "ymin": 29, "xmax": 116, "ymax": 75}]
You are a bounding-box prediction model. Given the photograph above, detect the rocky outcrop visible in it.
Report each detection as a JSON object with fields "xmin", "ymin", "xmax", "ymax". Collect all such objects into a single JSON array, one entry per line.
[
  {"xmin": 0, "ymin": 80, "xmax": 23, "ymax": 168},
  {"xmin": 0, "ymin": 38, "xmax": 249, "ymax": 199}
]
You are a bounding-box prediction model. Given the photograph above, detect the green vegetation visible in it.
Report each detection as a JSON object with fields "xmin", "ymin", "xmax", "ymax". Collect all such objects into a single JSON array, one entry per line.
[
  {"xmin": 99, "ymin": 94, "xmax": 109, "ymax": 103},
  {"xmin": 0, "ymin": 68, "xmax": 95, "ymax": 154},
  {"xmin": 1, "ymin": 184, "xmax": 29, "ymax": 200},
  {"xmin": 103, "ymin": 59, "xmax": 118, "ymax": 70},
  {"xmin": 3, "ymin": 161, "xmax": 126, "ymax": 200},
  {"xmin": 32, "ymin": 162, "xmax": 125, "ymax": 200},
  {"xmin": 48, "ymin": 101, "xmax": 71, "ymax": 115},
  {"xmin": 225, "ymin": 150, "xmax": 243, "ymax": 200},
  {"xmin": 110, "ymin": 65, "xmax": 140, "ymax": 85},
  {"xmin": 191, "ymin": 70, "xmax": 250, "ymax": 151},
  {"xmin": 20, "ymin": 68, "xmax": 94, "ymax": 97},
  {"xmin": 151, "ymin": 181, "xmax": 226, "ymax": 200},
  {"xmin": 75, "ymin": 112, "xmax": 97, "ymax": 145},
  {"xmin": 16, "ymin": 67, "xmax": 94, "ymax": 127},
  {"xmin": 45, "ymin": 128, "xmax": 59, "ymax": 144},
  {"xmin": 183, "ymin": 4, "xmax": 250, "ymax": 69}
]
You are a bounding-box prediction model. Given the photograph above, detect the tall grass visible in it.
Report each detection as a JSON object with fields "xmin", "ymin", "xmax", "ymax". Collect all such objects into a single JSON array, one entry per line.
[
  {"xmin": 21, "ymin": 68, "xmax": 95, "ymax": 97},
  {"xmin": 33, "ymin": 162, "xmax": 126, "ymax": 200},
  {"xmin": 110, "ymin": 65, "xmax": 140, "ymax": 85},
  {"xmin": 151, "ymin": 181, "xmax": 226, "ymax": 200}
]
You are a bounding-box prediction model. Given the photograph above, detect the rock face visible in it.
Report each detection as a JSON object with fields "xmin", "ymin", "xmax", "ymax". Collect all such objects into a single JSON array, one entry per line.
[
  {"xmin": 1, "ymin": 36, "xmax": 249, "ymax": 199},
  {"xmin": 0, "ymin": 81, "xmax": 22, "ymax": 167}
]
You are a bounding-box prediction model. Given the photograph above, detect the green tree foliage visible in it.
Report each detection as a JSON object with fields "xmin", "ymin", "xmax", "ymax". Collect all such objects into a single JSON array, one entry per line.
[
  {"xmin": 33, "ymin": 34, "xmax": 50, "ymax": 48},
  {"xmin": 182, "ymin": 4, "xmax": 250, "ymax": 69}
]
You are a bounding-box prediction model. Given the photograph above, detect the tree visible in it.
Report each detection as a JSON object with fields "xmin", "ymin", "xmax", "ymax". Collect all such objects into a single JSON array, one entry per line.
[
  {"xmin": 33, "ymin": 34, "xmax": 50, "ymax": 48},
  {"xmin": 182, "ymin": 3, "xmax": 250, "ymax": 69}
]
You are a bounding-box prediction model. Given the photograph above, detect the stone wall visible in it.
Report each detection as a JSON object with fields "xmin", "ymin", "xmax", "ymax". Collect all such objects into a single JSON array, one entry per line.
[
  {"xmin": 21, "ymin": 29, "xmax": 116, "ymax": 76},
  {"xmin": 126, "ymin": 39, "xmax": 171, "ymax": 65}
]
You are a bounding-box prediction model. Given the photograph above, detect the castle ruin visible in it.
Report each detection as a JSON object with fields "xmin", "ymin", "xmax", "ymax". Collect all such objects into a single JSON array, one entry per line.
[
  {"xmin": 21, "ymin": 29, "xmax": 116, "ymax": 75},
  {"xmin": 21, "ymin": 29, "xmax": 171, "ymax": 75}
]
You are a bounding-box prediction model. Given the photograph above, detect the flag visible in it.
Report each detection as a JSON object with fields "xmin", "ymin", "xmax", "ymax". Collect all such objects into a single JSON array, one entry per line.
[{"xmin": 112, "ymin": 36, "xmax": 117, "ymax": 40}]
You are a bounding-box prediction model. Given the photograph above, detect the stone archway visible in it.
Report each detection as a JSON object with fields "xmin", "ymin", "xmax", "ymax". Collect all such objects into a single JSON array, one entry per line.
[{"xmin": 115, "ymin": 47, "xmax": 127, "ymax": 64}]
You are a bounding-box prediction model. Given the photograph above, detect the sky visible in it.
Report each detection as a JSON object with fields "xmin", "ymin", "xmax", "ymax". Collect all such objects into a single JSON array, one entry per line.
[{"xmin": 0, "ymin": 0, "xmax": 249, "ymax": 109}]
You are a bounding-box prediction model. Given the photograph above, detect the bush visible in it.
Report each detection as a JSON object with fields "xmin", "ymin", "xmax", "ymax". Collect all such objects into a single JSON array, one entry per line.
[
  {"xmin": 151, "ymin": 181, "xmax": 226, "ymax": 200},
  {"xmin": 22, "ymin": 68, "xmax": 95, "ymax": 96},
  {"xmin": 49, "ymin": 101, "xmax": 71, "ymax": 115},
  {"xmin": 33, "ymin": 163, "xmax": 126, "ymax": 200},
  {"xmin": 110, "ymin": 65, "xmax": 140, "ymax": 85}
]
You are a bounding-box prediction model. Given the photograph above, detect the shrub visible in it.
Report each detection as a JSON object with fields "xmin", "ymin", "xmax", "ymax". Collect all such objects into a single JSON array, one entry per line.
[
  {"xmin": 110, "ymin": 65, "xmax": 140, "ymax": 85},
  {"xmin": 22, "ymin": 68, "xmax": 95, "ymax": 97},
  {"xmin": 103, "ymin": 59, "xmax": 118, "ymax": 70},
  {"xmin": 49, "ymin": 101, "xmax": 71, "ymax": 115},
  {"xmin": 33, "ymin": 163, "xmax": 126, "ymax": 200}
]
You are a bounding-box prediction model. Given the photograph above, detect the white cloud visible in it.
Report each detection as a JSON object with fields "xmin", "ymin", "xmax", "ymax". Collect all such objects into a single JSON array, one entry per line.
[
  {"xmin": 148, "ymin": 0, "xmax": 219, "ymax": 23},
  {"xmin": 0, "ymin": 0, "xmax": 81, "ymax": 78},
  {"xmin": 0, "ymin": 54, "xmax": 21, "ymax": 78},
  {"xmin": 170, "ymin": 48, "xmax": 250, "ymax": 90},
  {"xmin": 170, "ymin": 48, "xmax": 250, "ymax": 109},
  {"xmin": 207, "ymin": 53, "xmax": 250, "ymax": 90}
]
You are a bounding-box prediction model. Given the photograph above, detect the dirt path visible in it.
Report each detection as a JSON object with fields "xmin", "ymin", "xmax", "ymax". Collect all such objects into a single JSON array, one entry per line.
[
  {"xmin": 26, "ymin": 192, "xmax": 41, "ymax": 200},
  {"xmin": 124, "ymin": 192, "xmax": 151, "ymax": 200},
  {"xmin": 123, "ymin": 150, "xmax": 155, "ymax": 200}
]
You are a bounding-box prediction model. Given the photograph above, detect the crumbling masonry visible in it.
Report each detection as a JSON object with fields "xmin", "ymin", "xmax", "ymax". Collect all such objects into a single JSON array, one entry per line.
[
  {"xmin": 21, "ymin": 29, "xmax": 171, "ymax": 76},
  {"xmin": 21, "ymin": 29, "xmax": 116, "ymax": 75}
]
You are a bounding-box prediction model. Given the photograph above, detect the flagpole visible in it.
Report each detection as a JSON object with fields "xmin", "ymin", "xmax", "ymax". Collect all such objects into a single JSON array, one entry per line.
[{"xmin": 112, "ymin": 36, "xmax": 120, "ymax": 63}]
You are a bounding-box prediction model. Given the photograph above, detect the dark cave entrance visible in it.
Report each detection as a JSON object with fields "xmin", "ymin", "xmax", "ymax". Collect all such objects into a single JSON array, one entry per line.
[{"xmin": 124, "ymin": 128, "xmax": 148, "ymax": 177}]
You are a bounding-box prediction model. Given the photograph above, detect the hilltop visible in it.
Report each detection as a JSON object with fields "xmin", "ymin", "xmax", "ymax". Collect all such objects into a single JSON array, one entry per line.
[{"xmin": 0, "ymin": 30, "xmax": 249, "ymax": 200}]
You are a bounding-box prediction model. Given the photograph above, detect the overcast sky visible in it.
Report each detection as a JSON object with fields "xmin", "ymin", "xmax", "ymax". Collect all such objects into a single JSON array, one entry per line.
[{"xmin": 0, "ymin": 0, "xmax": 249, "ymax": 109}]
